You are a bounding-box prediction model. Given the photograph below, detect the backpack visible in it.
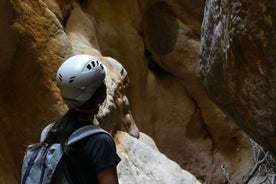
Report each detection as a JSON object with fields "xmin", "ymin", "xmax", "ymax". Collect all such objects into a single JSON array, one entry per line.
[{"xmin": 21, "ymin": 124, "xmax": 108, "ymax": 184}]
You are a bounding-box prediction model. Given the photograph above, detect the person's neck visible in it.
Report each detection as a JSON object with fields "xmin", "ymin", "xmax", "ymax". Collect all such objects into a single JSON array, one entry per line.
[
  {"xmin": 74, "ymin": 107, "xmax": 98, "ymax": 114},
  {"xmin": 71, "ymin": 108, "xmax": 95, "ymax": 123},
  {"xmin": 77, "ymin": 113, "xmax": 94, "ymax": 124}
]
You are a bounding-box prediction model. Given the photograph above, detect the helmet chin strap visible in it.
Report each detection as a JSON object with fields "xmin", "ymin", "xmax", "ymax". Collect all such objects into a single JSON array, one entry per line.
[{"xmin": 74, "ymin": 107, "xmax": 99, "ymax": 114}]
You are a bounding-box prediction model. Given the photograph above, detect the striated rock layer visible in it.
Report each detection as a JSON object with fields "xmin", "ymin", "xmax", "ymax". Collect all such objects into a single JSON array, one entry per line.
[{"xmin": 200, "ymin": 0, "xmax": 276, "ymax": 155}]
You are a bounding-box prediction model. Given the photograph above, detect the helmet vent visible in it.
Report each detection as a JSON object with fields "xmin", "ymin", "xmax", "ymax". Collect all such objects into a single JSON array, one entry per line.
[
  {"xmin": 58, "ymin": 74, "xmax": 62, "ymax": 81},
  {"xmin": 92, "ymin": 61, "xmax": 95, "ymax": 67},
  {"xmin": 86, "ymin": 64, "xmax": 92, "ymax": 70},
  {"xmin": 100, "ymin": 64, "xmax": 104, "ymax": 70},
  {"xmin": 69, "ymin": 76, "xmax": 76, "ymax": 83}
]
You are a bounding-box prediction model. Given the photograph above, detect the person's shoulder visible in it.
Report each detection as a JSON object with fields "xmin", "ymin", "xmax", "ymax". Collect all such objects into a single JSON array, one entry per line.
[
  {"xmin": 92, "ymin": 132, "xmax": 113, "ymax": 140},
  {"xmin": 84, "ymin": 131, "xmax": 116, "ymax": 153},
  {"xmin": 87, "ymin": 131, "xmax": 114, "ymax": 144}
]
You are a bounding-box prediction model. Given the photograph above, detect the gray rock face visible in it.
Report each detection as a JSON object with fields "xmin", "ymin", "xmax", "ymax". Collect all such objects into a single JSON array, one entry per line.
[
  {"xmin": 200, "ymin": 0, "xmax": 276, "ymax": 155},
  {"xmin": 116, "ymin": 131, "xmax": 201, "ymax": 184}
]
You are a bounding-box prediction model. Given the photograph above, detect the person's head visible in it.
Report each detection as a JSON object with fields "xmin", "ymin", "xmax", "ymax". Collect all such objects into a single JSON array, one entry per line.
[{"xmin": 56, "ymin": 54, "xmax": 106, "ymax": 113}]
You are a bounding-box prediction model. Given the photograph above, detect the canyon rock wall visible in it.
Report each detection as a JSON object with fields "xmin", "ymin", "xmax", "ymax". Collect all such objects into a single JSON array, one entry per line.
[
  {"xmin": 1, "ymin": 0, "xmax": 272, "ymax": 183},
  {"xmin": 0, "ymin": 0, "xmax": 200, "ymax": 183},
  {"xmin": 200, "ymin": 0, "xmax": 276, "ymax": 155}
]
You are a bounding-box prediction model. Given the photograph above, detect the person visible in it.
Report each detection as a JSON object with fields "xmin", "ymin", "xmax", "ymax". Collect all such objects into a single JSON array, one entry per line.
[{"xmin": 40, "ymin": 54, "xmax": 121, "ymax": 183}]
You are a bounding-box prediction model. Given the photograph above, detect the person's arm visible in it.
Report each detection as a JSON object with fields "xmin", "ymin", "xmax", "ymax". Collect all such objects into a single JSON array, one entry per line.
[{"xmin": 97, "ymin": 166, "xmax": 119, "ymax": 184}]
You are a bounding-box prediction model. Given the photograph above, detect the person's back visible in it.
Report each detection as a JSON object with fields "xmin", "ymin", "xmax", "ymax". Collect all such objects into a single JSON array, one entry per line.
[
  {"xmin": 56, "ymin": 116, "xmax": 120, "ymax": 184},
  {"xmin": 21, "ymin": 54, "xmax": 121, "ymax": 184},
  {"xmin": 62, "ymin": 128, "xmax": 119, "ymax": 183}
]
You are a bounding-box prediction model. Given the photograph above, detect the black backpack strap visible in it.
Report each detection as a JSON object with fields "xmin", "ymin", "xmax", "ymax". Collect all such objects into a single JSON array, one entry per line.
[{"xmin": 67, "ymin": 125, "xmax": 109, "ymax": 145}]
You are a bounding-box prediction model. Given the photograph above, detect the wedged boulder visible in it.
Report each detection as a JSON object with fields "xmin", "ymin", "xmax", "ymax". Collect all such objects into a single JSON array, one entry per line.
[
  {"xmin": 200, "ymin": 0, "xmax": 276, "ymax": 155},
  {"xmin": 116, "ymin": 131, "xmax": 201, "ymax": 184}
]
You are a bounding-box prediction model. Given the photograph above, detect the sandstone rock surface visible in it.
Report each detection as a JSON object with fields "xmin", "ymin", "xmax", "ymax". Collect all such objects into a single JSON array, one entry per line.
[
  {"xmin": 2, "ymin": 0, "xmax": 272, "ymax": 183},
  {"xmin": 0, "ymin": 0, "xmax": 201, "ymax": 183}
]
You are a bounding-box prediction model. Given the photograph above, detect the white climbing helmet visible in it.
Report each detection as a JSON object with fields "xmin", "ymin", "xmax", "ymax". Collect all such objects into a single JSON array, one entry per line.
[{"xmin": 56, "ymin": 54, "xmax": 106, "ymax": 107}]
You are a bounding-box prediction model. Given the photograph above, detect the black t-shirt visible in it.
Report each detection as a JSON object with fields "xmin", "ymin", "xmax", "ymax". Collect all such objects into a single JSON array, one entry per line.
[{"xmin": 64, "ymin": 132, "xmax": 121, "ymax": 183}]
